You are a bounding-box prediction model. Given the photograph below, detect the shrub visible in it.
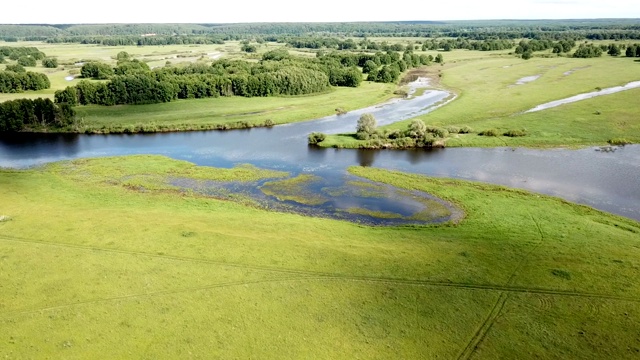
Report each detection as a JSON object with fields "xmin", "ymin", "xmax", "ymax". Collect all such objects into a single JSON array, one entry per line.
[
  {"xmin": 446, "ymin": 126, "xmax": 460, "ymax": 134},
  {"xmin": 264, "ymin": 119, "xmax": 274, "ymax": 127},
  {"xmin": 356, "ymin": 113, "xmax": 377, "ymax": 136},
  {"xmin": 42, "ymin": 57, "xmax": 58, "ymax": 68},
  {"xmin": 459, "ymin": 126, "xmax": 473, "ymax": 134},
  {"xmin": 17, "ymin": 56, "xmax": 36, "ymax": 67},
  {"xmin": 387, "ymin": 129, "xmax": 403, "ymax": 139},
  {"xmin": 432, "ymin": 128, "xmax": 449, "ymax": 138},
  {"xmin": 479, "ymin": 129, "xmax": 500, "ymax": 136},
  {"xmin": 504, "ymin": 129, "xmax": 527, "ymax": 137},
  {"xmin": 335, "ymin": 107, "xmax": 347, "ymax": 115},
  {"xmin": 308, "ymin": 132, "xmax": 326, "ymax": 145},
  {"xmin": 407, "ymin": 119, "xmax": 427, "ymax": 138},
  {"xmin": 5, "ymin": 64, "xmax": 25, "ymax": 73},
  {"xmin": 608, "ymin": 138, "xmax": 631, "ymax": 145}
]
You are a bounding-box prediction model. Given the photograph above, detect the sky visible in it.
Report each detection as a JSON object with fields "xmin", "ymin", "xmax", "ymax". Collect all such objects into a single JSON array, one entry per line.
[{"xmin": 0, "ymin": 0, "xmax": 639, "ymax": 24}]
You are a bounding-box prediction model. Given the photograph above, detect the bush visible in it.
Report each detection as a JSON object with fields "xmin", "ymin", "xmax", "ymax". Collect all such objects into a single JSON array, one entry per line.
[
  {"xmin": 432, "ymin": 128, "xmax": 449, "ymax": 138},
  {"xmin": 386, "ymin": 129, "xmax": 403, "ymax": 139},
  {"xmin": 42, "ymin": 57, "xmax": 58, "ymax": 68},
  {"xmin": 335, "ymin": 107, "xmax": 347, "ymax": 115},
  {"xmin": 5, "ymin": 64, "xmax": 25, "ymax": 73},
  {"xmin": 356, "ymin": 113, "xmax": 377, "ymax": 136},
  {"xmin": 17, "ymin": 56, "xmax": 36, "ymax": 67},
  {"xmin": 504, "ymin": 129, "xmax": 527, "ymax": 137},
  {"xmin": 407, "ymin": 119, "xmax": 427, "ymax": 138},
  {"xmin": 459, "ymin": 126, "xmax": 473, "ymax": 134},
  {"xmin": 264, "ymin": 119, "xmax": 274, "ymax": 127},
  {"xmin": 608, "ymin": 138, "xmax": 631, "ymax": 145},
  {"xmin": 308, "ymin": 132, "xmax": 326, "ymax": 145},
  {"xmin": 479, "ymin": 129, "xmax": 500, "ymax": 137},
  {"xmin": 446, "ymin": 126, "xmax": 460, "ymax": 134}
]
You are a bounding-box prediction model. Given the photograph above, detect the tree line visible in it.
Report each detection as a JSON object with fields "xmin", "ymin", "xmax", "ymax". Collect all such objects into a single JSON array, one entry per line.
[
  {"xmin": 0, "ymin": 70, "xmax": 50, "ymax": 93},
  {"xmin": 3, "ymin": 20, "xmax": 640, "ymax": 43},
  {"xmin": 0, "ymin": 98, "xmax": 75, "ymax": 132}
]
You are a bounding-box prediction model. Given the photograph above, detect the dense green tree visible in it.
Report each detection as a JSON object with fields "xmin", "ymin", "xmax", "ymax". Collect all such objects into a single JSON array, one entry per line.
[
  {"xmin": 435, "ymin": 54, "xmax": 444, "ymax": 63},
  {"xmin": 81, "ymin": 61, "xmax": 113, "ymax": 79},
  {"xmin": 362, "ymin": 60, "xmax": 377, "ymax": 74},
  {"xmin": 0, "ymin": 70, "xmax": 50, "ymax": 92},
  {"xmin": 116, "ymin": 51, "xmax": 130, "ymax": 62},
  {"xmin": 356, "ymin": 113, "xmax": 377, "ymax": 140},
  {"xmin": 626, "ymin": 45, "xmax": 636, "ymax": 57},
  {"xmin": 17, "ymin": 56, "xmax": 36, "ymax": 67},
  {"xmin": 54, "ymin": 86, "xmax": 78, "ymax": 106},
  {"xmin": 407, "ymin": 119, "xmax": 427, "ymax": 138},
  {"xmin": 607, "ymin": 44, "xmax": 621, "ymax": 56},
  {"xmin": 113, "ymin": 59, "xmax": 150, "ymax": 76},
  {"xmin": 5, "ymin": 64, "xmax": 25, "ymax": 73},
  {"xmin": 41, "ymin": 57, "xmax": 58, "ymax": 68},
  {"xmin": 0, "ymin": 97, "xmax": 74, "ymax": 131},
  {"xmin": 573, "ymin": 44, "xmax": 603, "ymax": 58}
]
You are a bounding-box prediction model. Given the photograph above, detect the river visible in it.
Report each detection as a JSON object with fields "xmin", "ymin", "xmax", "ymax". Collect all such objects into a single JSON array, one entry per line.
[{"xmin": 1, "ymin": 83, "xmax": 639, "ymax": 221}]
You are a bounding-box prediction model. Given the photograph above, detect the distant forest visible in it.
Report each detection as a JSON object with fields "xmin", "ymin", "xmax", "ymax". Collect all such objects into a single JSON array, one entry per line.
[{"xmin": 1, "ymin": 20, "xmax": 640, "ymax": 44}]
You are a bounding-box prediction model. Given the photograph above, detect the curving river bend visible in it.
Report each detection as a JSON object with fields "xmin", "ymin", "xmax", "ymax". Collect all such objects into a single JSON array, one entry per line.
[{"xmin": 1, "ymin": 82, "xmax": 639, "ymax": 221}]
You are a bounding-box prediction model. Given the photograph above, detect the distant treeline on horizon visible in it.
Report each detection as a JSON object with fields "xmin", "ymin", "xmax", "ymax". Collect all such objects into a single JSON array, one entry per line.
[{"xmin": 1, "ymin": 20, "xmax": 640, "ymax": 42}]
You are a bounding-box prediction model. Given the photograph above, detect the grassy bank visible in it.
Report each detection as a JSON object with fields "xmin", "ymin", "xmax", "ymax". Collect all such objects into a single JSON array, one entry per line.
[{"xmin": 1, "ymin": 155, "xmax": 639, "ymax": 358}]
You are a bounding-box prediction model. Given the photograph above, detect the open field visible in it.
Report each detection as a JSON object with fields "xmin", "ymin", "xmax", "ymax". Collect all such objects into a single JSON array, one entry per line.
[{"xmin": 1, "ymin": 155, "xmax": 639, "ymax": 358}]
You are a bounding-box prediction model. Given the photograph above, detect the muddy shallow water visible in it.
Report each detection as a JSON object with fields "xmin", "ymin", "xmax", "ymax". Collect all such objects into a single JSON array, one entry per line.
[{"xmin": 1, "ymin": 79, "xmax": 639, "ymax": 222}]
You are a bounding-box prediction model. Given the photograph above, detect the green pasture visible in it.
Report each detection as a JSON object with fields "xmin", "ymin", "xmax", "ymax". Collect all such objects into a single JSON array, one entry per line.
[{"xmin": 0, "ymin": 155, "xmax": 639, "ymax": 358}]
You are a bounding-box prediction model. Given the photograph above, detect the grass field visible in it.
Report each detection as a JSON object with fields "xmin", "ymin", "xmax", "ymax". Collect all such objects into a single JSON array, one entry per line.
[{"xmin": 1, "ymin": 155, "xmax": 639, "ymax": 358}]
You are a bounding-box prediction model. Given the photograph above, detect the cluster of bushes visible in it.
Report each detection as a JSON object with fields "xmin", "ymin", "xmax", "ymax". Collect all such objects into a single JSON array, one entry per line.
[
  {"xmin": 0, "ymin": 69, "xmax": 50, "ymax": 92},
  {"xmin": 0, "ymin": 98, "xmax": 75, "ymax": 131},
  {"xmin": 422, "ymin": 38, "xmax": 514, "ymax": 51},
  {"xmin": 309, "ymin": 115, "xmax": 473, "ymax": 149},
  {"xmin": 479, "ymin": 128, "xmax": 527, "ymax": 137},
  {"xmin": 573, "ymin": 44, "xmax": 603, "ymax": 58},
  {"xmin": 83, "ymin": 119, "xmax": 276, "ymax": 134},
  {"xmin": 625, "ymin": 44, "xmax": 640, "ymax": 57},
  {"xmin": 0, "ymin": 46, "xmax": 45, "ymax": 61}
]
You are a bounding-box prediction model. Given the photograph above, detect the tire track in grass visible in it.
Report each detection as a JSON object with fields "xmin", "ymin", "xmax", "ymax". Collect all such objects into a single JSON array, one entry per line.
[
  {"xmin": 505, "ymin": 213, "xmax": 545, "ymax": 286},
  {"xmin": 456, "ymin": 292, "xmax": 509, "ymax": 360},
  {"xmin": 2, "ymin": 234, "xmax": 640, "ymax": 307},
  {"xmin": 2, "ymin": 274, "xmax": 639, "ymax": 319}
]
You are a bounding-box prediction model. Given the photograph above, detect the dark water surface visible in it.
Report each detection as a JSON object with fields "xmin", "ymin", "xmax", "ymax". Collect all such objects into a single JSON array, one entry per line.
[{"xmin": 1, "ymin": 87, "xmax": 639, "ymax": 221}]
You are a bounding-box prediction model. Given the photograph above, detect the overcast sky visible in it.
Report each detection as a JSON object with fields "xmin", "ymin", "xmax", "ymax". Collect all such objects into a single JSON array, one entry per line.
[{"xmin": 1, "ymin": 0, "xmax": 638, "ymax": 24}]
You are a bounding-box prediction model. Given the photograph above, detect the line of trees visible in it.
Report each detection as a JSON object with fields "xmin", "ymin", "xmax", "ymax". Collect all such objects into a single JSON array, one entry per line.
[
  {"xmin": 46, "ymin": 35, "xmax": 226, "ymax": 46},
  {"xmin": 0, "ymin": 46, "xmax": 46, "ymax": 61},
  {"xmin": 0, "ymin": 70, "xmax": 51, "ymax": 93},
  {"xmin": 0, "ymin": 98, "xmax": 75, "ymax": 132}
]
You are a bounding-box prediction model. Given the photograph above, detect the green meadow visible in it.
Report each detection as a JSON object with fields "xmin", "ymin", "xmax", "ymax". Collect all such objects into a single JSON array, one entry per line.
[{"xmin": 1, "ymin": 155, "xmax": 639, "ymax": 358}]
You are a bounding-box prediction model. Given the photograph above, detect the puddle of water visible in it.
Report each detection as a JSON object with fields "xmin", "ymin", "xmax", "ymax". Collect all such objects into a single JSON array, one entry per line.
[
  {"xmin": 168, "ymin": 174, "xmax": 462, "ymax": 226},
  {"xmin": 64, "ymin": 76, "xmax": 74, "ymax": 81},
  {"xmin": 526, "ymin": 81, "xmax": 640, "ymax": 113},
  {"xmin": 512, "ymin": 75, "xmax": 541, "ymax": 86}
]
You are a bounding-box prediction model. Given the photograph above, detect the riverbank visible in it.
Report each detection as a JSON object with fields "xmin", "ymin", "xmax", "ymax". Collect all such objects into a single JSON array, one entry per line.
[{"xmin": 1, "ymin": 155, "xmax": 638, "ymax": 358}]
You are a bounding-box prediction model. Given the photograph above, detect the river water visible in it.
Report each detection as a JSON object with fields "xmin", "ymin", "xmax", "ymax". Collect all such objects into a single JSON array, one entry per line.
[{"xmin": 1, "ymin": 84, "xmax": 639, "ymax": 221}]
